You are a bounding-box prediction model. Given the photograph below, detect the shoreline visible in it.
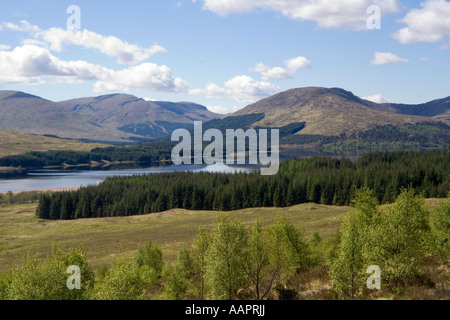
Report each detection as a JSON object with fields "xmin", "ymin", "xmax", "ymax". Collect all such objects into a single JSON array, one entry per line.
[{"xmin": 9, "ymin": 187, "xmax": 81, "ymax": 195}]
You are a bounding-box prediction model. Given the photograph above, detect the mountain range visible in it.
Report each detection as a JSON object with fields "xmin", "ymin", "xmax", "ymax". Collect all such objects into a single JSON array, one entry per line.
[
  {"xmin": 0, "ymin": 87, "xmax": 448, "ymax": 148},
  {"xmin": 0, "ymin": 91, "xmax": 220, "ymax": 143}
]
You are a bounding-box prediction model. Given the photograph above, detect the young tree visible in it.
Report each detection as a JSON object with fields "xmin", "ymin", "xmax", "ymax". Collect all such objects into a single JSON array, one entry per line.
[
  {"xmin": 135, "ymin": 240, "xmax": 164, "ymax": 279},
  {"xmin": 330, "ymin": 188, "xmax": 378, "ymax": 297},
  {"xmin": 243, "ymin": 220, "xmax": 283, "ymax": 300},
  {"xmin": 429, "ymin": 198, "xmax": 450, "ymax": 263},
  {"xmin": 8, "ymin": 246, "xmax": 94, "ymax": 300},
  {"xmin": 206, "ymin": 214, "xmax": 247, "ymax": 300},
  {"xmin": 161, "ymin": 263, "xmax": 189, "ymax": 300},
  {"xmin": 330, "ymin": 210, "xmax": 366, "ymax": 297},
  {"xmin": 190, "ymin": 228, "xmax": 210, "ymax": 299},
  {"xmin": 371, "ymin": 189, "xmax": 430, "ymax": 285},
  {"xmin": 91, "ymin": 261, "xmax": 145, "ymax": 300},
  {"xmin": 274, "ymin": 217, "xmax": 311, "ymax": 273}
]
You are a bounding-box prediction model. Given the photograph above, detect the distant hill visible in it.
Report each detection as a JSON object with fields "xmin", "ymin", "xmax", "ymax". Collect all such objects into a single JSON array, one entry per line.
[
  {"xmin": 59, "ymin": 94, "xmax": 220, "ymax": 139},
  {"xmin": 0, "ymin": 91, "xmax": 135, "ymax": 143},
  {"xmin": 0, "ymin": 129, "xmax": 107, "ymax": 158},
  {"xmin": 367, "ymin": 96, "xmax": 450, "ymax": 121},
  {"xmin": 0, "ymin": 91, "xmax": 220, "ymax": 143},
  {"xmin": 230, "ymin": 87, "xmax": 448, "ymax": 136}
]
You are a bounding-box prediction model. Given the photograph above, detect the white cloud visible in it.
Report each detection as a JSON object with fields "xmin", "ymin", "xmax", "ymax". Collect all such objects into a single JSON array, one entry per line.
[
  {"xmin": 2, "ymin": 20, "xmax": 166, "ymax": 65},
  {"xmin": 2, "ymin": 20, "xmax": 41, "ymax": 34},
  {"xmin": 253, "ymin": 56, "xmax": 311, "ymax": 81},
  {"xmin": 0, "ymin": 44, "xmax": 11, "ymax": 50},
  {"xmin": 41, "ymin": 28, "xmax": 166, "ymax": 65},
  {"xmin": 392, "ymin": 0, "xmax": 450, "ymax": 44},
  {"xmin": 189, "ymin": 75, "xmax": 280, "ymax": 104},
  {"xmin": 439, "ymin": 45, "xmax": 450, "ymax": 49},
  {"xmin": 0, "ymin": 45, "xmax": 190, "ymax": 94},
  {"xmin": 363, "ymin": 94, "xmax": 391, "ymax": 103},
  {"xmin": 370, "ymin": 52, "xmax": 409, "ymax": 65},
  {"xmin": 207, "ymin": 105, "xmax": 230, "ymax": 114},
  {"xmin": 0, "ymin": 45, "xmax": 111, "ymax": 84},
  {"xmin": 200, "ymin": 0, "xmax": 402, "ymax": 30},
  {"xmin": 93, "ymin": 63, "xmax": 190, "ymax": 93}
]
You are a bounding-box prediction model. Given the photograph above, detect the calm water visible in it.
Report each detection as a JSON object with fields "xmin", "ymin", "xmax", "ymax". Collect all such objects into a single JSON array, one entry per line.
[{"xmin": 0, "ymin": 164, "xmax": 255, "ymax": 193}]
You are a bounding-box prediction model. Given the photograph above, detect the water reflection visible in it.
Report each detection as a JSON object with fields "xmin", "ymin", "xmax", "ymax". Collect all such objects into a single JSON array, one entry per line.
[{"xmin": 0, "ymin": 164, "xmax": 256, "ymax": 193}]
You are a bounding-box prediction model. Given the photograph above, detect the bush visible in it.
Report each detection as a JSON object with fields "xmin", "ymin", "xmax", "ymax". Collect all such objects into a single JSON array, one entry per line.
[{"xmin": 7, "ymin": 246, "xmax": 94, "ymax": 300}]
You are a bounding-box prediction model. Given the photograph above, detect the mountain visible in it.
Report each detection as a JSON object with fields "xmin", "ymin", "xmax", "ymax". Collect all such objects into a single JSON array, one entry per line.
[
  {"xmin": 365, "ymin": 96, "xmax": 450, "ymax": 121},
  {"xmin": 230, "ymin": 87, "xmax": 449, "ymax": 136},
  {"xmin": 0, "ymin": 91, "xmax": 220, "ymax": 143},
  {"xmin": 0, "ymin": 91, "xmax": 134, "ymax": 143},
  {"xmin": 59, "ymin": 94, "xmax": 220, "ymax": 139}
]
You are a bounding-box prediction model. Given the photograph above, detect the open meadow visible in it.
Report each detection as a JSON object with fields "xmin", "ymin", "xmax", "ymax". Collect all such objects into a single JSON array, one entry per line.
[{"xmin": 0, "ymin": 201, "xmax": 355, "ymax": 272}]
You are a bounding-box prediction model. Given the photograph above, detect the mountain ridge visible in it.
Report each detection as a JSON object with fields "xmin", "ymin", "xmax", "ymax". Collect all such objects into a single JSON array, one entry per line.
[
  {"xmin": 230, "ymin": 87, "xmax": 449, "ymax": 136},
  {"xmin": 0, "ymin": 90, "xmax": 220, "ymax": 143}
]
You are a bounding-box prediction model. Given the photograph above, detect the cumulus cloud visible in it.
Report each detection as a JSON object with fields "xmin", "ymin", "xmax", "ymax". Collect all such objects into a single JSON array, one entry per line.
[
  {"xmin": 0, "ymin": 45, "xmax": 111, "ymax": 84},
  {"xmin": 2, "ymin": 20, "xmax": 166, "ymax": 65},
  {"xmin": 0, "ymin": 45, "xmax": 190, "ymax": 93},
  {"xmin": 363, "ymin": 94, "xmax": 391, "ymax": 103},
  {"xmin": 370, "ymin": 52, "xmax": 409, "ymax": 65},
  {"xmin": 253, "ymin": 56, "xmax": 311, "ymax": 81},
  {"xmin": 93, "ymin": 63, "xmax": 190, "ymax": 93},
  {"xmin": 189, "ymin": 75, "xmax": 280, "ymax": 104},
  {"xmin": 200, "ymin": 0, "xmax": 402, "ymax": 29},
  {"xmin": 392, "ymin": 0, "xmax": 450, "ymax": 44}
]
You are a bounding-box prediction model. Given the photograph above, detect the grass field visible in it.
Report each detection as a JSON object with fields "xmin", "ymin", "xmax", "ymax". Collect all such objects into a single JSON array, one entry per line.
[
  {"xmin": 0, "ymin": 130, "xmax": 108, "ymax": 158},
  {"xmin": 0, "ymin": 202, "xmax": 355, "ymax": 272},
  {"xmin": 0, "ymin": 198, "xmax": 448, "ymax": 300}
]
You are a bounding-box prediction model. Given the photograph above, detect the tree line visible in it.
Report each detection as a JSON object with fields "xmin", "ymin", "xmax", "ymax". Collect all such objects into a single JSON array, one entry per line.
[
  {"xmin": 2, "ymin": 190, "xmax": 449, "ymax": 300},
  {"xmin": 36, "ymin": 150, "xmax": 449, "ymax": 220},
  {"xmin": 0, "ymin": 141, "xmax": 175, "ymax": 168}
]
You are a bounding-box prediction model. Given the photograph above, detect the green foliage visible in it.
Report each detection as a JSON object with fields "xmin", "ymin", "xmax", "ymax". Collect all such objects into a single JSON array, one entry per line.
[
  {"xmin": 243, "ymin": 220, "xmax": 286, "ymax": 299},
  {"xmin": 330, "ymin": 188, "xmax": 434, "ymax": 297},
  {"xmin": 190, "ymin": 228, "xmax": 211, "ymax": 299},
  {"xmin": 324, "ymin": 230, "xmax": 341, "ymax": 267},
  {"xmin": 308, "ymin": 231, "xmax": 324, "ymax": 266},
  {"xmin": 90, "ymin": 261, "xmax": 145, "ymax": 300},
  {"xmin": 206, "ymin": 214, "xmax": 248, "ymax": 300},
  {"xmin": 370, "ymin": 190, "xmax": 430, "ymax": 285},
  {"xmin": 330, "ymin": 210, "xmax": 367, "ymax": 297},
  {"xmin": 0, "ymin": 270, "xmax": 12, "ymax": 300},
  {"xmin": 135, "ymin": 241, "xmax": 164, "ymax": 278},
  {"xmin": 322, "ymin": 122, "xmax": 450, "ymax": 150},
  {"xmin": 330, "ymin": 189, "xmax": 379, "ymax": 297},
  {"xmin": 274, "ymin": 217, "xmax": 312, "ymax": 273},
  {"xmin": 7, "ymin": 246, "xmax": 94, "ymax": 300},
  {"xmin": 429, "ymin": 198, "xmax": 450, "ymax": 262},
  {"xmin": 161, "ymin": 263, "xmax": 189, "ymax": 300},
  {"xmin": 36, "ymin": 150, "xmax": 449, "ymax": 220}
]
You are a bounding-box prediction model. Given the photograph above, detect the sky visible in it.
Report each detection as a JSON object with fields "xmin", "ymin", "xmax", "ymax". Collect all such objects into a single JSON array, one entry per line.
[{"xmin": 0, "ymin": 0, "xmax": 449, "ymax": 114}]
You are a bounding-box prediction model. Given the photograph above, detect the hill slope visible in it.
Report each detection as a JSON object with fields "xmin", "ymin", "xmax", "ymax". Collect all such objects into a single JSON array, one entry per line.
[
  {"xmin": 368, "ymin": 96, "xmax": 450, "ymax": 121},
  {"xmin": 0, "ymin": 129, "xmax": 108, "ymax": 158},
  {"xmin": 231, "ymin": 87, "xmax": 449, "ymax": 136},
  {"xmin": 59, "ymin": 94, "xmax": 221, "ymax": 139},
  {"xmin": 0, "ymin": 91, "xmax": 134, "ymax": 143}
]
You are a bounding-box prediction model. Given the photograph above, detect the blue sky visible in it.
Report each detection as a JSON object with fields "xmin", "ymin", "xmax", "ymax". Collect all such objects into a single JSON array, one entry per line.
[{"xmin": 0, "ymin": 0, "xmax": 449, "ymax": 113}]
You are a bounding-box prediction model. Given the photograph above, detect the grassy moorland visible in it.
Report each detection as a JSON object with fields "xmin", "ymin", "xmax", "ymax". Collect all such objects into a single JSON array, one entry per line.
[
  {"xmin": 0, "ymin": 196, "xmax": 448, "ymax": 300},
  {"xmin": 0, "ymin": 130, "xmax": 108, "ymax": 158},
  {"xmin": 0, "ymin": 201, "xmax": 351, "ymax": 272}
]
